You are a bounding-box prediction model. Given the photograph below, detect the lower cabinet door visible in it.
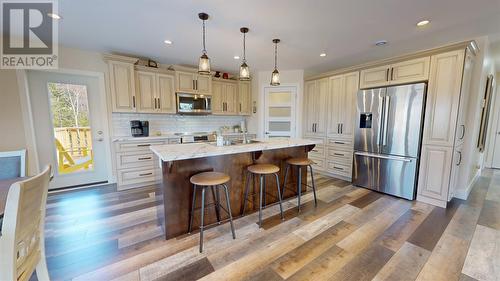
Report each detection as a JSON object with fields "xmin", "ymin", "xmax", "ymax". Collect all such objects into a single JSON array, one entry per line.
[{"xmin": 417, "ymin": 145, "xmax": 452, "ymax": 201}]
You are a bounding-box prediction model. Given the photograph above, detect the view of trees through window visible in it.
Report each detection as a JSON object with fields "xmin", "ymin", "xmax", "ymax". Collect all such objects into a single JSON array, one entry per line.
[{"xmin": 48, "ymin": 83, "xmax": 94, "ymax": 174}]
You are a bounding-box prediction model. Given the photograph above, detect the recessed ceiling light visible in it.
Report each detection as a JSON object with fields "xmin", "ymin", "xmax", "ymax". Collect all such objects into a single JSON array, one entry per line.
[
  {"xmin": 375, "ymin": 40, "xmax": 388, "ymax": 46},
  {"xmin": 416, "ymin": 20, "xmax": 430, "ymax": 27},
  {"xmin": 320, "ymin": 53, "xmax": 327, "ymax": 57},
  {"xmin": 47, "ymin": 13, "xmax": 61, "ymax": 19},
  {"xmin": 164, "ymin": 40, "xmax": 173, "ymax": 45},
  {"xmin": 234, "ymin": 55, "xmax": 240, "ymax": 60}
]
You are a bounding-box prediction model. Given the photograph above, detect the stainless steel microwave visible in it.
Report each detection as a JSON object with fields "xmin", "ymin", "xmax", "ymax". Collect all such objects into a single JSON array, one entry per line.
[{"xmin": 176, "ymin": 93, "xmax": 212, "ymax": 114}]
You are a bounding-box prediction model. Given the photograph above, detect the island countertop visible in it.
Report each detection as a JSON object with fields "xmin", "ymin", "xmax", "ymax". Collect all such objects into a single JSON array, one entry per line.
[{"xmin": 150, "ymin": 138, "xmax": 319, "ymax": 162}]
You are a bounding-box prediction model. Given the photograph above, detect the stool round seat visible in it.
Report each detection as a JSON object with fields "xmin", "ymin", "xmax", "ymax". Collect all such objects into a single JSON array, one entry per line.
[
  {"xmin": 248, "ymin": 164, "xmax": 280, "ymax": 174},
  {"xmin": 286, "ymin": 157, "xmax": 314, "ymax": 166},
  {"xmin": 190, "ymin": 172, "xmax": 230, "ymax": 186}
]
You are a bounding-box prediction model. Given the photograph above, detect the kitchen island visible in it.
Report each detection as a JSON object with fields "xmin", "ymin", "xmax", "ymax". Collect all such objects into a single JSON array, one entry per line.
[{"xmin": 150, "ymin": 138, "xmax": 318, "ymax": 239}]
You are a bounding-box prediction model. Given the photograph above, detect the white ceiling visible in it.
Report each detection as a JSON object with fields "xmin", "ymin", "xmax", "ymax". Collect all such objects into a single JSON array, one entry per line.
[{"xmin": 53, "ymin": 0, "xmax": 500, "ymax": 75}]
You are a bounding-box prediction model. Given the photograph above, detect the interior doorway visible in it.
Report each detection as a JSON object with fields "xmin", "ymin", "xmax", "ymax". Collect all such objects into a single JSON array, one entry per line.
[
  {"xmin": 263, "ymin": 86, "xmax": 297, "ymax": 138},
  {"xmin": 26, "ymin": 70, "xmax": 110, "ymax": 189}
]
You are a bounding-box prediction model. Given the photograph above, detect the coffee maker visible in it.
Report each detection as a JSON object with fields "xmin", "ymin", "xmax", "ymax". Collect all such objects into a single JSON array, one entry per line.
[{"xmin": 130, "ymin": 120, "xmax": 149, "ymax": 137}]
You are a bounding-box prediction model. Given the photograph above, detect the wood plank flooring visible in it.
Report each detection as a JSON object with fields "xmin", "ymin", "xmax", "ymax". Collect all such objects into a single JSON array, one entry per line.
[{"xmin": 34, "ymin": 169, "xmax": 500, "ymax": 281}]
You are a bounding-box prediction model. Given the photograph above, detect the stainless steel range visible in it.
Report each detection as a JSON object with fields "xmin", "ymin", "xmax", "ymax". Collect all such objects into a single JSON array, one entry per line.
[{"xmin": 352, "ymin": 83, "xmax": 426, "ymax": 200}]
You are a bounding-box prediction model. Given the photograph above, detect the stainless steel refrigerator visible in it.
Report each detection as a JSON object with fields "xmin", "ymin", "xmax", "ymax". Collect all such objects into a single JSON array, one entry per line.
[{"xmin": 352, "ymin": 83, "xmax": 426, "ymax": 200}]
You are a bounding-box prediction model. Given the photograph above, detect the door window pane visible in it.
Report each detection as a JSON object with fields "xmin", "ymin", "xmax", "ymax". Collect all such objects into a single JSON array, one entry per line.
[
  {"xmin": 48, "ymin": 83, "xmax": 94, "ymax": 174},
  {"xmin": 268, "ymin": 92, "xmax": 291, "ymax": 104},
  {"xmin": 269, "ymin": 121, "xmax": 291, "ymax": 132},
  {"xmin": 269, "ymin": 107, "xmax": 291, "ymax": 118}
]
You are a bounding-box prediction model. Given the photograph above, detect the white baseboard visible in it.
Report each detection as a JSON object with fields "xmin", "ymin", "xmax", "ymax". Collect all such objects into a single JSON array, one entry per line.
[
  {"xmin": 454, "ymin": 169, "xmax": 481, "ymax": 200},
  {"xmin": 416, "ymin": 194, "xmax": 447, "ymax": 208}
]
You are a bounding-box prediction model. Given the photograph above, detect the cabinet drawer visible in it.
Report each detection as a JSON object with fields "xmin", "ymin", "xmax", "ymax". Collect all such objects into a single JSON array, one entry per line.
[
  {"xmin": 309, "ymin": 145, "xmax": 325, "ymax": 158},
  {"xmin": 116, "ymin": 152, "xmax": 155, "ymax": 169},
  {"xmin": 327, "ymin": 148, "xmax": 353, "ymax": 162},
  {"xmin": 115, "ymin": 140, "xmax": 167, "ymax": 152},
  {"xmin": 310, "ymin": 157, "xmax": 326, "ymax": 171},
  {"xmin": 327, "ymin": 138, "xmax": 353, "ymax": 150},
  {"xmin": 117, "ymin": 166, "xmax": 159, "ymax": 186},
  {"xmin": 327, "ymin": 161, "xmax": 352, "ymax": 177},
  {"xmin": 168, "ymin": 138, "xmax": 181, "ymax": 144}
]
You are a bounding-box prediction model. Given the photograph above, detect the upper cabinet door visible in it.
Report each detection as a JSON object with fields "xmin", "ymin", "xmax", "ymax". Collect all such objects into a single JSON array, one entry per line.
[
  {"xmin": 311, "ymin": 78, "xmax": 329, "ymax": 136},
  {"xmin": 304, "ymin": 80, "xmax": 317, "ymax": 136},
  {"xmin": 211, "ymin": 81, "xmax": 224, "ymax": 114},
  {"xmin": 157, "ymin": 74, "xmax": 176, "ymax": 114},
  {"xmin": 238, "ymin": 81, "xmax": 252, "ymax": 115},
  {"xmin": 224, "ymin": 83, "xmax": 238, "ymax": 115},
  {"xmin": 108, "ymin": 61, "xmax": 136, "ymax": 112},
  {"xmin": 328, "ymin": 75, "xmax": 343, "ymax": 136},
  {"xmin": 176, "ymin": 72, "xmax": 195, "ymax": 93},
  {"xmin": 390, "ymin": 57, "xmax": 430, "ymax": 85},
  {"xmin": 136, "ymin": 71, "xmax": 157, "ymax": 113},
  {"xmin": 422, "ymin": 50, "xmax": 465, "ymax": 147},
  {"xmin": 359, "ymin": 65, "xmax": 390, "ymax": 89},
  {"xmin": 340, "ymin": 72, "xmax": 360, "ymax": 137},
  {"xmin": 196, "ymin": 75, "xmax": 212, "ymax": 95}
]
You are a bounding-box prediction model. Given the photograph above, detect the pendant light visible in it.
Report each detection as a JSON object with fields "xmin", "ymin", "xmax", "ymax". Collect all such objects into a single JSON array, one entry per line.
[
  {"xmin": 270, "ymin": 39, "xmax": 280, "ymax": 86},
  {"xmin": 239, "ymin": 27, "xmax": 250, "ymax": 80},
  {"xmin": 198, "ymin": 12, "xmax": 211, "ymax": 75}
]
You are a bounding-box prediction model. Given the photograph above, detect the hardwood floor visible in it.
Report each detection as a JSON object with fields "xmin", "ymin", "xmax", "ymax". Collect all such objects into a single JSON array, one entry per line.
[{"xmin": 36, "ymin": 169, "xmax": 500, "ymax": 281}]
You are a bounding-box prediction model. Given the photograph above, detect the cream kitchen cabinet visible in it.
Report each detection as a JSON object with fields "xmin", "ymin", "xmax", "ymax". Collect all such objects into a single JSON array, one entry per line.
[
  {"xmin": 359, "ymin": 57, "xmax": 430, "ymax": 89},
  {"xmin": 421, "ymin": 50, "xmax": 465, "ymax": 147},
  {"xmin": 327, "ymin": 71, "xmax": 359, "ymax": 138},
  {"xmin": 105, "ymin": 55, "xmax": 139, "ymax": 113},
  {"xmin": 212, "ymin": 80, "xmax": 238, "ymax": 115},
  {"xmin": 175, "ymin": 71, "xmax": 211, "ymax": 95},
  {"xmin": 135, "ymin": 68, "xmax": 176, "ymax": 114},
  {"xmin": 417, "ymin": 47, "xmax": 475, "ymax": 208},
  {"xmin": 304, "ymin": 78, "xmax": 329, "ymax": 136},
  {"xmin": 238, "ymin": 81, "xmax": 252, "ymax": 115}
]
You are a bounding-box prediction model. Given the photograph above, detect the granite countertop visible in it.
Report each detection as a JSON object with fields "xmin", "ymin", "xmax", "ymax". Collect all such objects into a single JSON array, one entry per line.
[{"xmin": 150, "ymin": 138, "xmax": 319, "ymax": 162}]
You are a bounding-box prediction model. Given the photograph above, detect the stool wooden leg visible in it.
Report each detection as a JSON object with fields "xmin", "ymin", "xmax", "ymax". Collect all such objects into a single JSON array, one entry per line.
[
  {"xmin": 199, "ymin": 187, "xmax": 206, "ymax": 253},
  {"xmin": 242, "ymin": 171, "xmax": 251, "ymax": 216},
  {"xmin": 188, "ymin": 184, "xmax": 197, "ymax": 234},
  {"xmin": 297, "ymin": 166, "xmax": 302, "ymax": 212},
  {"xmin": 282, "ymin": 165, "xmax": 290, "ymax": 199},
  {"xmin": 309, "ymin": 165, "xmax": 318, "ymax": 207},
  {"xmin": 274, "ymin": 173, "xmax": 284, "ymax": 220},
  {"xmin": 222, "ymin": 184, "xmax": 236, "ymax": 239},
  {"xmin": 259, "ymin": 175, "xmax": 264, "ymax": 228},
  {"xmin": 211, "ymin": 185, "xmax": 221, "ymax": 224}
]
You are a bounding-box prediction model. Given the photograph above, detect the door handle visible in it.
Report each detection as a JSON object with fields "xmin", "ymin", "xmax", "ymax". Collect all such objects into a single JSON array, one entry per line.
[
  {"xmin": 341, "ymin": 123, "xmax": 343, "ymax": 134},
  {"xmin": 337, "ymin": 123, "xmax": 340, "ymax": 134},
  {"xmin": 377, "ymin": 95, "xmax": 384, "ymax": 145},
  {"xmin": 460, "ymin": 125, "xmax": 465, "ymax": 139},
  {"xmin": 132, "ymin": 96, "xmax": 136, "ymax": 108},
  {"xmin": 193, "ymin": 80, "xmax": 195, "ymax": 90},
  {"xmin": 386, "ymin": 68, "xmax": 390, "ymax": 81},
  {"xmin": 355, "ymin": 151, "xmax": 413, "ymax": 162},
  {"xmin": 154, "ymin": 98, "xmax": 157, "ymax": 109},
  {"xmin": 239, "ymin": 103, "xmax": 242, "ymax": 112},
  {"xmin": 95, "ymin": 138, "xmax": 104, "ymax": 142},
  {"xmin": 382, "ymin": 96, "xmax": 390, "ymax": 146},
  {"xmin": 157, "ymin": 98, "xmax": 161, "ymax": 109},
  {"xmin": 456, "ymin": 151, "xmax": 462, "ymax": 166},
  {"xmin": 138, "ymin": 157, "xmax": 152, "ymax": 160},
  {"xmin": 390, "ymin": 68, "xmax": 394, "ymax": 81},
  {"xmin": 139, "ymin": 172, "xmax": 153, "ymax": 177},
  {"xmin": 195, "ymin": 79, "xmax": 198, "ymax": 90}
]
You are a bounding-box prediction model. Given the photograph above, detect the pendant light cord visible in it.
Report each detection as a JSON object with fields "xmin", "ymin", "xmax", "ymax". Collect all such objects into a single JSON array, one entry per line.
[
  {"xmin": 243, "ymin": 32, "xmax": 246, "ymax": 62},
  {"xmin": 202, "ymin": 19, "xmax": 207, "ymax": 53},
  {"xmin": 274, "ymin": 42, "xmax": 278, "ymax": 70}
]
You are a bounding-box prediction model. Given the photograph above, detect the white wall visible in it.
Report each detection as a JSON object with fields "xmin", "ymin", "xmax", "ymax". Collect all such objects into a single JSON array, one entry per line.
[
  {"xmin": 455, "ymin": 36, "xmax": 497, "ymax": 198},
  {"xmin": 247, "ymin": 69, "xmax": 304, "ymax": 138}
]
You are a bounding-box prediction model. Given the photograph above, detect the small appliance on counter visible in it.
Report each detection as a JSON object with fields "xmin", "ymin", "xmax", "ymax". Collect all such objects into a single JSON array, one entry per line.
[{"xmin": 130, "ymin": 120, "xmax": 149, "ymax": 137}]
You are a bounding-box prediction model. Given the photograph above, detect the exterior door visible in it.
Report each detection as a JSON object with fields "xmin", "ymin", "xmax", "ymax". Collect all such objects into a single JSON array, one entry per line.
[
  {"xmin": 27, "ymin": 70, "xmax": 110, "ymax": 189},
  {"xmin": 264, "ymin": 86, "xmax": 297, "ymax": 138}
]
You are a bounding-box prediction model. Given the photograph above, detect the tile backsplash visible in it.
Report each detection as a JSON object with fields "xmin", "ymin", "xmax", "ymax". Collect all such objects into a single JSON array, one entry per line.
[{"xmin": 112, "ymin": 113, "xmax": 246, "ymax": 136}]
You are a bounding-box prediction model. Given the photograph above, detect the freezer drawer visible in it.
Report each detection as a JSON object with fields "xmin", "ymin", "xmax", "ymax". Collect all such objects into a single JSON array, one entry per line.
[{"xmin": 352, "ymin": 152, "xmax": 418, "ymax": 200}]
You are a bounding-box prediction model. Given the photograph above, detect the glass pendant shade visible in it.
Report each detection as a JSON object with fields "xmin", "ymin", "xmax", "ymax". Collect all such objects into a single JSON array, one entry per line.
[
  {"xmin": 270, "ymin": 69, "xmax": 280, "ymax": 86},
  {"xmin": 198, "ymin": 53, "xmax": 210, "ymax": 74},
  {"xmin": 239, "ymin": 61, "xmax": 250, "ymax": 80}
]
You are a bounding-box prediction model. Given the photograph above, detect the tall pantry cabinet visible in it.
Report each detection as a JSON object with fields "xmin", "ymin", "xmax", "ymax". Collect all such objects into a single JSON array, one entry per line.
[
  {"xmin": 417, "ymin": 47, "xmax": 476, "ymax": 207},
  {"xmin": 305, "ymin": 72, "xmax": 359, "ymax": 180}
]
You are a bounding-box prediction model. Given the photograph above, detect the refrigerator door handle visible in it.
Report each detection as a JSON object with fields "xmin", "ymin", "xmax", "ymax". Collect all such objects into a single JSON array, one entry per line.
[
  {"xmin": 354, "ymin": 151, "xmax": 413, "ymax": 162},
  {"xmin": 382, "ymin": 96, "xmax": 390, "ymax": 146},
  {"xmin": 377, "ymin": 95, "xmax": 385, "ymax": 145}
]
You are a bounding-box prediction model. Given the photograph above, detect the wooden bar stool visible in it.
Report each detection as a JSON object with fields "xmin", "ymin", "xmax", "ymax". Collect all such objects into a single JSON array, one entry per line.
[
  {"xmin": 282, "ymin": 157, "xmax": 318, "ymax": 212},
  {"xmin": 188, "ymin": 171, "xmax": 236, "ymax": 253},
  {"xmin": 241, "ymin": 164, "xmax": 284, "ymax": 227}
]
